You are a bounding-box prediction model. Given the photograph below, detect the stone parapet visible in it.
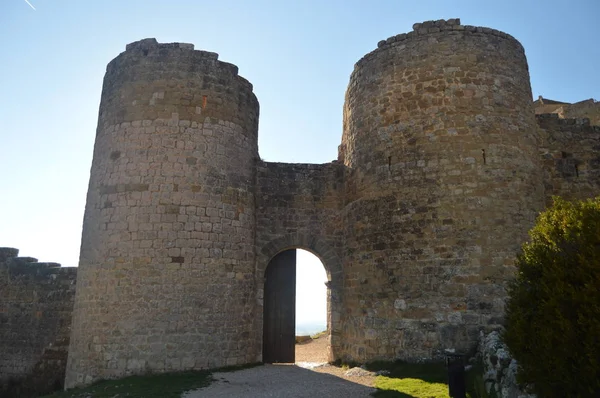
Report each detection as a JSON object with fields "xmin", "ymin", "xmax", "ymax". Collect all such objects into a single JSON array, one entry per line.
[
  {"xmin": 0, "ymin": 249, "xmax": 76, "ymax": 397},
  {"xmin": 100, "ymin": 39, "xmax": 258, "ymax": 134},
  {"xmin": 360, "ymin": 19, "xmax": 524, "ymax": 69},
  {"xmin": 537, "ymin": 114, "xmax": 600, "ymax": 204}
]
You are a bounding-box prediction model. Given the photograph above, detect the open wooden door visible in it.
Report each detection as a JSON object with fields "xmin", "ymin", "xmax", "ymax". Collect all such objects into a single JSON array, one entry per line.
[{"xmin": 263, "ymin": 249, "xmax": 296, "ymax": 363}]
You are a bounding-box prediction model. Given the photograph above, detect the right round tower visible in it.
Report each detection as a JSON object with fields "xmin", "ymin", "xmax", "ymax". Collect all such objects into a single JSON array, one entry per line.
[{"xmin": 340, "ymin": 19, "xmax": 544, "ymax": 361}]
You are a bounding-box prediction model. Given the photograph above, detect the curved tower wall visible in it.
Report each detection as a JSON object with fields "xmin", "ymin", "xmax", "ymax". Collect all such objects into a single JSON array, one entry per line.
[
  {"xmin": 340, "ymin": 19, "xmax": 544, "ymax": 360},
  {"xmin": 66, "ymin": 39, "xmax": 259, "ymax": 387}
]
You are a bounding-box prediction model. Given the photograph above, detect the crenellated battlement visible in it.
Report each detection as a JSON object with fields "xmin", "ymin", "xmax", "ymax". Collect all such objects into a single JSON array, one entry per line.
[
  {"xmin": 535, "ymin": 97, "xmax": 600, "ymax": 127},
  {"xmin": 99, "ymin": 38, "xmax": 258, "ymax": 135},
  {"xmin": 106, "ymin": 39, "xmax": 252, "ymax": 92},
  {"xmin": 536, "ymin": 113, "xmax": 600, "ymax": 131},
  {"xmin": 0, "ymin": 247, "xmax": 76, "ymax": 280},
  {"xmin": 355, "ymin": 19, "xmax": 524, "ymax": 69},
  {"xmin": 0, "ymin": 247, "xmax": 18, "ymax": 262},
  {"xmin": 125, "ymin": 38, "xmax": 196, "ymax": 52},
  {"xmin": 0, "ymin": 248, "xmax": 76, "ymax": 396}
]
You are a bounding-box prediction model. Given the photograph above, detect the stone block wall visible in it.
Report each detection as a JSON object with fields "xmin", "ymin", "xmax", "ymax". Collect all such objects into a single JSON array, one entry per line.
[
  {"xmin": 338, "ymin": 18, "xmax": 544, "ymax": 362},
  {"xmin": 538, "ymin": 114, "xmax": 600, "ymax": 203},
  {"xmin": 65, "ymin": 39, "xmax": 260, "ymax": 388},
  {"xmin": 561, "ymin": 99, "xmax": 600, "ymax": 126},
  {"xmin": 255, "ymin": 161, "xmax": 345, "ymax": 360},
  {"xmin": 0, "ymin": 247, "xmax": 77, "ymax": 397}
]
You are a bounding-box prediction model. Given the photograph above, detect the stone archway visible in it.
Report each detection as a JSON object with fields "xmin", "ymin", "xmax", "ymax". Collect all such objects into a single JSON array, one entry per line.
[{"xmin": 258, "ymin": 234, "xmax": 342, "ymax": 363}]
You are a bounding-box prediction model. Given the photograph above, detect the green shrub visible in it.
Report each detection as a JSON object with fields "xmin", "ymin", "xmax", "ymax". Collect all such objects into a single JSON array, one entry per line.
[{"xmin": 504, "ymin": 197, "xmax": 600, "ymax": 397}]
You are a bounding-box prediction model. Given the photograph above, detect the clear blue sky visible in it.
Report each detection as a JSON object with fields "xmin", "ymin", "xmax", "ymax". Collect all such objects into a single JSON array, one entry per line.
[{"xmin": 1, "ymin": 0, "xmax": 598, "ymax": 272}]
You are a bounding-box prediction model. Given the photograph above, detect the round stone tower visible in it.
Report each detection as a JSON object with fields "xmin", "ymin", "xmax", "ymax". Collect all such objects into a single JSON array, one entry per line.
[
  {"xmin": 66, "ymin": 39, "xmax": 259, "ymax": 387},
  {"xmin": 339, "ymin": 19, "xmax": 544, "ymax": 361}
]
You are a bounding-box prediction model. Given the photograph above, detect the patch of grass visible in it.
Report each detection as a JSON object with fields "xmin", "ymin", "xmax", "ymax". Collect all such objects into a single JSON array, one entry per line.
[
  {"xmin": 367, "ymin": 359, "xmax": 495, "ymax": 398},
  {"xmin": 41, "ymin": 364, "xmax": 261, "ymax": 398},
  {"xmin": 42, "ymin": 370, "xmax": 213, "ymax": 398},
  {"xmin": 365, "ymin": 360, "xmax": 449, "ymax": 398},
  {"xmin": 374, "ymin": 376, "xmax": 449, "ymax": 398},
  {"xmin": 43, "ymin": 363, "xmax": 265, "ymax": 398}
]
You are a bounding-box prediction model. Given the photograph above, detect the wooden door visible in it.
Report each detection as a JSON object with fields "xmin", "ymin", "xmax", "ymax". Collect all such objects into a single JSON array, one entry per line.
[{"xmin": 263, "ymin": 249, "xmax": 296, "ymax": 363}]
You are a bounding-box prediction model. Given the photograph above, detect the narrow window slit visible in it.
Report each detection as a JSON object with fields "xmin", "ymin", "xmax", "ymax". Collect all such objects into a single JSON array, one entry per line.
[{"xmin": 481, "ymin": 149, "xmax": 486, "ymax": 165}]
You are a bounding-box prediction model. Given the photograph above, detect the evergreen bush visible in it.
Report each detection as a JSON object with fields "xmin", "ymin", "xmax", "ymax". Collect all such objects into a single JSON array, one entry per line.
[{"xmin": 504, "ymin": 197, "xmax": 600, "ymax": 397}]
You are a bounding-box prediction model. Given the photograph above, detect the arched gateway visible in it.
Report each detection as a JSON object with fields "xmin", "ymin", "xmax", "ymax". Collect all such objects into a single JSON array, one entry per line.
[
  {"xmin": 66, "ymin": 19, "xmax": 552, "ymax": 388},
  {"xmin": 258, "ymin": 235, "xmax": 343, "ymax": 364}
]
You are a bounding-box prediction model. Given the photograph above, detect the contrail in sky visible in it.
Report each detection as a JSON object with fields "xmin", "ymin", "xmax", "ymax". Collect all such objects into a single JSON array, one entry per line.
[{"xmin": 24, "ymin": 0, "xmax": 36, "ymax": 10}]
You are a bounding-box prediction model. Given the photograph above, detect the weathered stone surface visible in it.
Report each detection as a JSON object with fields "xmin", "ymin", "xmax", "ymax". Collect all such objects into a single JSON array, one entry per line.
[
  {"xmin": 255, "ymin": 161, "xmax": 344, "ymax": 361},
  {"xmin": 479, "ymin": 331, "xmax": 536, "ymax": 398},
  {"xmin": 535, "ymin": 96, "xmax": 600, "ymax": 126},
  {"xmin": 339, "ymin": 18, "xmax": 544, "ymax": 362},
  {"xmin": 0, "ymin": 247, "xmax": 76, "ymax": 397},
  {"xmin": 537, "ymin": 114, "xmax": 600, "ymax": 204},
  {"xmin": 65, "ymin": 40, "xmax": 260, "ymax": 388}
]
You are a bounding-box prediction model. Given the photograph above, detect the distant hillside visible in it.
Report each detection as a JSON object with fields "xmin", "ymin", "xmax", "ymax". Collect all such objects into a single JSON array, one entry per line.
[{"xmin": 296, "ymin": 321, "xmax": 326, "ymax": 335}]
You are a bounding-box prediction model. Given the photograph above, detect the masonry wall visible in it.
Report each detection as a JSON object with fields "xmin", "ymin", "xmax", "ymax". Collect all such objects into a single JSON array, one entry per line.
[
  {"xmin": 255, "ymin": 161, "xmax": 345, "ymax": 360},
  {"xmin": 538, "ymin": 114, "xmax": 600, "ymax": 203},
  {"xmin": 65, "ymin": 39, "xmax": 260, "ymax": 388},
  {"xmin": 0, "ymin": 248, "xmax": 76, "ymax": 397},
  {"xmin": 534, "ymin": 99, "xmax": 600, "ymax": 127},
  {"xmin": 338, "ymin": 19, "xmax": 545, "ymax": 361},
  {"xmin": 562, "ymin": 99, "xmax": 600, "ymax": 126}
]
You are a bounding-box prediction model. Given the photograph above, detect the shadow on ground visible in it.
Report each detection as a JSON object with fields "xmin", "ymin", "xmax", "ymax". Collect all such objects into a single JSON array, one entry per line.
[
  {"xmin": 183, "ymin": 364, "xmax": 375, "ymax": 398},
  {"xmin": 372, "ymin": 391, "xmax": 415, "ymax": 398}
]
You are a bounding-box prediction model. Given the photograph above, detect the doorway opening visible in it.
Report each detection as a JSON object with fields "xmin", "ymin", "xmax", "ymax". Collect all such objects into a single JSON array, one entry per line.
[{"xmin": 262, "ymin": 248, "xmax": 329, "ymax": 364}]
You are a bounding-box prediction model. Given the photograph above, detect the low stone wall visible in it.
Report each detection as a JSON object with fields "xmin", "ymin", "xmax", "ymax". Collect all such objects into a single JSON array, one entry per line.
[
  {"xmin": 0, "ymin": 247, "xmax": 77, "ymax": 397},
  {"xmin": 479, "ymin": 331, "xmax": 536, "ymax": 398}
]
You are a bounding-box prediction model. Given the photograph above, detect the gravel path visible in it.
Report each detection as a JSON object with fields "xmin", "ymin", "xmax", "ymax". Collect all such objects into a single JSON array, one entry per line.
[
  {"xmin": 183, "ymin": 336, "xmax": 376, "ymax": 397},
  {"xmin": 182, "ymin": 364, "xmax": 375, "ymax": 398}
]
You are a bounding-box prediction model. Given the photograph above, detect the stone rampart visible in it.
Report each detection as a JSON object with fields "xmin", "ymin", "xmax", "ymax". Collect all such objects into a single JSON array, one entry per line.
[
  {"xmin": 561, "ymin": 99, "xmax": 600, "ymax": 126},
  {"xmin": 538, "ymin": 114, "xmax": 600, "ymax": 204},
  {"xmin": 0, "ymin": 248, "xmax": 76, "ymax": 397}
]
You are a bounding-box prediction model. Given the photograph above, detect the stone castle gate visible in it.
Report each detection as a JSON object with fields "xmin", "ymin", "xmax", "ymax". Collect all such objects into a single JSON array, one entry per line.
[{"xmin": 63, "ymin": 19, "xmax": 600, "ymax": 388}]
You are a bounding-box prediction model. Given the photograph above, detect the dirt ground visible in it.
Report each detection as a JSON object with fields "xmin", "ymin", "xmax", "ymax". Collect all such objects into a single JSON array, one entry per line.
[
  {"xmin": 183, "ymin": 335, "xmax": 377, "ymax": 397},
  {"xmin": 295, "ymin": 335, "xmax": 376, "ymax": 387}
]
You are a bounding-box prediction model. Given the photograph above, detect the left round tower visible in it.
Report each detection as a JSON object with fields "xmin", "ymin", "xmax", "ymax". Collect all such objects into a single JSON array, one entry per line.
[{"xmin": 66, "ymin": 39, "xmax": 259, "ymax": 388}]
